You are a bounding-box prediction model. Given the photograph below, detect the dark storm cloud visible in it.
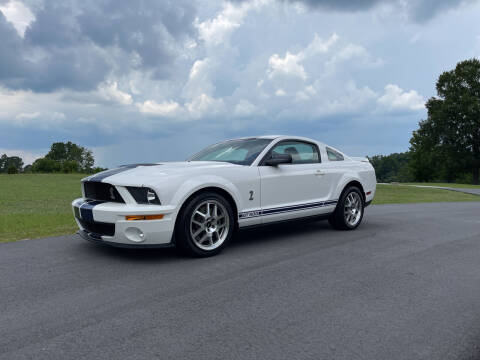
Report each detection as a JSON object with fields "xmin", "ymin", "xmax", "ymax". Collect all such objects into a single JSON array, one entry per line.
[
  {"xmin": 0, "ymin": 0, "xmax": 196, "ymax": 92},
  {"xmin": 290, "ymin": 0, "xmax": 469, "ymax": 21},
  {"xmin": 406, "ymin": 0, "xmax": 469, "ymax": 22},
  {"xmin": 232, "ymin": 0, "xmax": 469, "ymax": 21}
]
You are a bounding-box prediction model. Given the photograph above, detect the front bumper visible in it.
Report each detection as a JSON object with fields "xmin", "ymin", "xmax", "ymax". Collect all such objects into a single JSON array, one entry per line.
[
  {"xmin": 72, "ymin": 198, "xmax": 177, "ymax": 247},
  {"xmin": 78, "ymin": 230, "xmax": 174, "ymax": 249}
]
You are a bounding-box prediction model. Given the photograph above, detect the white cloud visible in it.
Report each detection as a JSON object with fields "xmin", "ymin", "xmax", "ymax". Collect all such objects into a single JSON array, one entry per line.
[
  {"xmin": 186, "ymin": 93, "xmax": 225, "ymax": 119},
  {"xmin": 196, "ymin": 0, "xmax": 272, "ymax": 46},
  {"xmin": 234, "ymin": 99, "xmax": 261, "ymax": 117},
  {"xmin": 268, "ymin": 52, "xmax": 307, "ymax": 80},
  {"xmin": 267, "ymin": 33, "xmax": 339, "ymax": 81},
  {"xmin": 377, "ymin": 84, "xmax": 425, "ymax": 111},
  {"xmin": 98, "ymin": 82, "xmax": 133, "ymax": 105},
  {"xmin": 0, "ymin": 0, "xmax": 34, "ymax": 37},
  {"xmin": 13, "ymin": 111, "xmax": 67, "ymax": 128},
  {"xmin": 15, "ymin": 112, "xmax": 40, "ymax": 120},
  {"xmin": 136, "ymin": 100, "xmax": 183, "ymax": 117}
]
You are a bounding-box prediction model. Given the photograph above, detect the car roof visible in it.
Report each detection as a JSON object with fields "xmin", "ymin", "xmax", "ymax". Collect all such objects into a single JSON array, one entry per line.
[{"xmin": 237, "ymin": 135, "xmax": 326, "ymax": 146}]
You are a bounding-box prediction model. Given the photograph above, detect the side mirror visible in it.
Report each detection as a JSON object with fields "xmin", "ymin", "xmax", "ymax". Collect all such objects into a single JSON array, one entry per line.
[{"xmin": 265, "ymin": 153, "xmax": 293, "ymax": 166}]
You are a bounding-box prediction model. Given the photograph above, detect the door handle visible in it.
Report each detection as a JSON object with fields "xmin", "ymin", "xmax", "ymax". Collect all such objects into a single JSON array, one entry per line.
[{"xmin": 315, "ymin": 170, "xmax": 325, "ymax": 176}]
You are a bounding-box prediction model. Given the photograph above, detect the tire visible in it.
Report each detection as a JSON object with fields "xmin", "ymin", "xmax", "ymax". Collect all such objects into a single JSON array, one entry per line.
[
  {"xmin": 328, "ymin": 186, "xmax": 364, "ymax": 230},
  {"xmin": 175, "ymin": 192, "xmax": 235, "ymax": 257}
]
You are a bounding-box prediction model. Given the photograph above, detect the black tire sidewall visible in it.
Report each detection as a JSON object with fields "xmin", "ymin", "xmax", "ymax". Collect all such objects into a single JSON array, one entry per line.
[
  {"xmin": 334, "ymin": 186, "xmax": 365, "ymax": 230},
  {"xmin": 176, "ymin": 192, "xmax": 235, "ymax": 257}
]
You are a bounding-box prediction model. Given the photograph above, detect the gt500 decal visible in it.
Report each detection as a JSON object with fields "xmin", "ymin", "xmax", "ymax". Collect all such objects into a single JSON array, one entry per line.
[
  {"xmin": 238, "ymin": 200, "xmax": 337, "ymax": 219},
  {"xmin": 239, "ymin": 210, "xmax": 262, "ymax": 219}
]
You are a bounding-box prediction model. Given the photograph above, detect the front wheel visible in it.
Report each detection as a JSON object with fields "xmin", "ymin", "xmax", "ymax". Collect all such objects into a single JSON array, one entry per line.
[
  {"xmin": 175, "ymin": 192, "xmax": 234, "ymax": 257},
  {"xmin": 328, "ymin": 186, "xmax": 364, "ymax": 230}
]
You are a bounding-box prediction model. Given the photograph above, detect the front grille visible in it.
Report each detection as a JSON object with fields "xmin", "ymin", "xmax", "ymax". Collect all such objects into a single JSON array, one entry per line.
[
  {"xmin": 83, "ymin": 181, "xmax": 124, "ymax": 203},
  {"xmin": 77, "ymin": 218, "xmax": 115, "ymax": 237}
]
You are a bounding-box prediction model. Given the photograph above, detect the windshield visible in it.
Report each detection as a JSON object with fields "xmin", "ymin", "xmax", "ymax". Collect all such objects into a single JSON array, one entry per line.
[{"xmin": 188, "ymin": 138, "xmax": 272, "ymax": 165}]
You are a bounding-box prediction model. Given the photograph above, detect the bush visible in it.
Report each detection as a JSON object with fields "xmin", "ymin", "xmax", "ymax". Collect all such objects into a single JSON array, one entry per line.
[
  {"xmin": 62, "ymin": 160, "xmax": 80, "ymax": 173},
  {"xmin": 31, "ymin": 158, "xmax": 62, "ymax": 173},
  {"xmin": 7, "ymin": 165, "xmax": 18, "ymax": 174}
]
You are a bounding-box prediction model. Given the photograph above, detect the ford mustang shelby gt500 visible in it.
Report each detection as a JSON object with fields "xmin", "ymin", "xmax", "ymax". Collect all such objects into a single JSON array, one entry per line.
[{"xmin": 72, "ymin": 135, "xmax": 376, "ymax": 256}]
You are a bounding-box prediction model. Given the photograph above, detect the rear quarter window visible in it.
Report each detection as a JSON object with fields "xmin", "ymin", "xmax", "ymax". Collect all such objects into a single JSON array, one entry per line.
[{"xmin": 326, "ymin": 147, "xmax": 344, "ymax": 161}]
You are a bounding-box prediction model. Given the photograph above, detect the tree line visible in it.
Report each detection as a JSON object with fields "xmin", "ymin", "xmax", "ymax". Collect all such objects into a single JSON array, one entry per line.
[
  {"xmin": 0, "ymin": 142, "xmax": 106, "ymax": 174},
  {"xmin": 370, "ymin": 58, "xmax": 480, "ymax": 185}
]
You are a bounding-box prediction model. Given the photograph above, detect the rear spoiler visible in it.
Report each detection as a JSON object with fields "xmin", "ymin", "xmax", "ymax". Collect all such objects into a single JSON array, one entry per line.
[{"xmin": 350, "ymin": 156, "xmax": 370, "ymax": 163}]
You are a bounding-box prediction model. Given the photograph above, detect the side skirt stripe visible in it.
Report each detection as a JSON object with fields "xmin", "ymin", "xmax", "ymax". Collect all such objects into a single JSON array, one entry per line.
[{"xmin": 239, "ymin": 200, "xmax": 338, "ymax": 219}]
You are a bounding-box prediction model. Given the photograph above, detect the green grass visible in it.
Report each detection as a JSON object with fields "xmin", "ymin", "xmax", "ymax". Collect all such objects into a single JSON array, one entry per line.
[
  {"xmin": 1, "ymin": 175, "xmax": 479, "ymax": 243},
  {"xmin": 0, "ymin": 174, "xmax": 84, "ymax": 243},
  {"xmin": 373, "ymin": 184, "xmax": 480, "ymax": 205},
  {"xmin": 403, "ymin": 182, "xmax": 480, "ymax": 189}
]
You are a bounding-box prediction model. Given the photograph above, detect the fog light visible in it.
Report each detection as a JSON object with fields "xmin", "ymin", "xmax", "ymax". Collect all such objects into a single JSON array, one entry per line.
[{"xmin": 125, "ymin": 227, "xmax": 145, "ymax": 243}]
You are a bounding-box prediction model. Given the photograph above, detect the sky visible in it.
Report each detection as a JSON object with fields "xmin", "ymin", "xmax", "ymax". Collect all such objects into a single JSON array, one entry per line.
[{"xmin": 0, "ymin": 0, "xmax": 479, "ymax": 167}]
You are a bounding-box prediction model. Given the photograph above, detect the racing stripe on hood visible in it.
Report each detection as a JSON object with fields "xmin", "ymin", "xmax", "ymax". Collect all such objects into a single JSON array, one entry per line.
[{"xmin": 85, "ymin": 163, "xmax": 159, "ymax": 182}]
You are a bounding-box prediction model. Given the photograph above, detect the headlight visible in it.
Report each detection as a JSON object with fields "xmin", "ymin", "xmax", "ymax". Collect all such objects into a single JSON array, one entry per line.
[{"xmin": 126, "ymin": 187, "xmax": 161, "ymax": 205}]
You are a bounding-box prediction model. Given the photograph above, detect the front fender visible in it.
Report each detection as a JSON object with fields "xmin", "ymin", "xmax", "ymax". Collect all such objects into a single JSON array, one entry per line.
[{"xmin": 170, "ymin": 175, "xmax": 242, "ymax": 214}]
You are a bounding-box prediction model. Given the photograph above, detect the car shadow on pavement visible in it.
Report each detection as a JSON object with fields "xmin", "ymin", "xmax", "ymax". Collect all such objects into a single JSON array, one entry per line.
[{"xmin": 75, "ymin": 217, "xmax": 376, "ymax": 262}]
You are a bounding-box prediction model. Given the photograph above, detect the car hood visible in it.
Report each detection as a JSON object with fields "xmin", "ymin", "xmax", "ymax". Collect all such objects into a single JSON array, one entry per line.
[{"xmin": 82, "ymin": 161, "xmax": 239, "ymax": 186}]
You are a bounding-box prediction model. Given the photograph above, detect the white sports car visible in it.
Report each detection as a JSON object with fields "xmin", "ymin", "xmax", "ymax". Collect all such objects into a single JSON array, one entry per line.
[{"xmin": 72, "ymin": 135, "xmax": 376, "ymax": 256}]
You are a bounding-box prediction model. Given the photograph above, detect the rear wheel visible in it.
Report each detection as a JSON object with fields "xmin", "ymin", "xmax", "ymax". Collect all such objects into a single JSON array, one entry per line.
[
  {"xmin": 328, "ymin": 186, "xmax": 364, "ymax": 230},
  {"xmin": 175, "ymin": 192, "xmax": 234, "ymax": 257}
]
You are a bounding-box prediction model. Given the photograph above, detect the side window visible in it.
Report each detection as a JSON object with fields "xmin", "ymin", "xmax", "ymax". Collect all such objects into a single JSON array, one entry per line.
[
  {"xmin": 326, "ymin": 147, "xmax": 344, "ymax": 161},
  {"xmin": 271, "ymin": 141, "xmax": 320, "ymax": 164}
]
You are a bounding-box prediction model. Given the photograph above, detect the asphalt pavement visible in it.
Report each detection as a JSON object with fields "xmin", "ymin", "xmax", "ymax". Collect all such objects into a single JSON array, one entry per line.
[{"xmin": 1, "ymin": 202, "xmax": 480, "ymax": 360}]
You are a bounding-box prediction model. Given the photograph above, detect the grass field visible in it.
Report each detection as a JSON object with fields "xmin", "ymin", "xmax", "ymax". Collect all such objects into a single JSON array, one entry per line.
[
  {"xmin": 403, "ymin": 182, "xmax": 480, "ymax": 189},
  {"xmin": 0, "ymin": 174, "xmax": 84, "ymax": 243},
  {"xmin": 0, "ymin": 175, "xmax": 479, "ymax": 243},
  {"xmin": 372, "ymin": 184, "xmax": 480, "ymax": 204}
]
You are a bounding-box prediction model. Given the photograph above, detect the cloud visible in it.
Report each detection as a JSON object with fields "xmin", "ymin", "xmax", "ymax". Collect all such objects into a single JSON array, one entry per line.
[
  {"xmin": 377, "ymin": 84, "xmax": 425, "ymax": 112},
  {"xmin": 0, "ymin": 0, "xmax": 197, "ymax": 92},
  {"xmin": 136, "ymin": 100, "xmax": 183, "ymax": 117},
  {"xmin": 186, "ymin": 94, "xmax": 225, "ymax": 119},
  {"xmin": 268, "ymin": 52, "xmax": 308, "ymax": 80},
  {"xmin": 0, "ymin": 0, "xmax": 34, "ymax": 36},
  {"xmin": 196, "ymin": 0, "xmax": 272, "ymax": 46},
  {"xmin": 232, "ymin": 0, "xmax": 469, "ymax": 22},
  {"xmin": 259, "ymin": 33, "xmax": 380, "ymax": 100},
  {"xmin": 266, "ymin": 33, "xmax": 339, "ymax": 82},
  {"xmin": 98, "ymin": 82, "xmax": 133, "ymax": 106},
  {"xmin": 234, "ymin": 99, "xmax": 262, "ymax": 117}
]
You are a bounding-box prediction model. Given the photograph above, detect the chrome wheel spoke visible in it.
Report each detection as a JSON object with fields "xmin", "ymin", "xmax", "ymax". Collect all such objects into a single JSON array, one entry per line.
[
  {"xmin": 190, "ymin": 199, "xmax": 230, "ymax": 251},
  {"xmin": 195, "ymin": 210, "xmax": 206, "ymax": 219},
  {"xmin": 199, "ymin": 233, "xmax": 208, "ymax": 244},
  {"xmin": 344, "ymin": 191, "xmax": 362, "ymax": 226},
  {"xmin": 192, "ymin": 219, "xmax": 204, "ymax": 227},
  {"xmin": 193, "ymin": 227, "xmax": 204, "ymax": 237}
]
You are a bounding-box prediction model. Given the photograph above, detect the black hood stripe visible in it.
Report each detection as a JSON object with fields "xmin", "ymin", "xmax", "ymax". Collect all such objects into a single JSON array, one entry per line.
[{"xmin": 85, "ymin": 163, "xmax": 159, "ymax": 182}]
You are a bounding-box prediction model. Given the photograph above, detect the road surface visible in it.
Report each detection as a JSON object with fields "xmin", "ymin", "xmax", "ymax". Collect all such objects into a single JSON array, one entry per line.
[{"xmin": 1, "ymin": 202, "xmax": 480, "ymax": 360}]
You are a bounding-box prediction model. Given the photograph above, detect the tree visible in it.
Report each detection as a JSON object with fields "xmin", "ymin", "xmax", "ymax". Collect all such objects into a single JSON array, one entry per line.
[
  {"xmin": 61, "ymin": 160, "xmax": 79, "ymax": 173},
  {"xmin": 7, "ymin": 165, "xmax": 18, "ymax": 174},
  {"xmin": 369, "ymin": 152, "xmax": 413, "ymax": 183},
  {"xmin": 0, "ymin": 154, "xmax": 24, "ymax": 173},
  {"xmin": 44, "ymin": 141, "xmax": 94, "ymax": 172},
  {"xmin": 410, "ymin": 59, "xmax": 480, "ymax": 184},
  {"xmin": 31, "ymin": 158, "xmax": 62, "ymax": 173}
]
